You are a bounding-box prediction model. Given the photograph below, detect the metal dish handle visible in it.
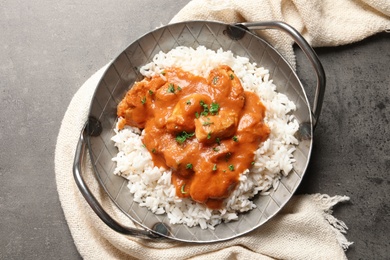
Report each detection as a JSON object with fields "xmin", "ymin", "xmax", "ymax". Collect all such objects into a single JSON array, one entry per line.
[
  {"xmin": 73, "ymin": 119, "xmax": 163, "ymax": 239},
  {"xmin": 239, "ymin": 21, "xmax": 326, "ymax": 128}
]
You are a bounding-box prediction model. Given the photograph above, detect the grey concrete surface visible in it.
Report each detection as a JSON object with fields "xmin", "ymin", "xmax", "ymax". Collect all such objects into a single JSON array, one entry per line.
[{"xmin": 0, "ymin": 1, "xmax": 388, "ymax": 259}]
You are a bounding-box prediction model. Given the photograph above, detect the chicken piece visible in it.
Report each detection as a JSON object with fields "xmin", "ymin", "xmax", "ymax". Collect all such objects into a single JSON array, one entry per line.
[
  {"xmin": 116, "ymin": 81, "xmax": 149, "ymax": 128},
  {"xmin": 208, "ymin": 65, "xmax": 245, "ymax": 104},
  {"xmin": 117, "ymin": 77, "xmax": 165, "ymax": 128},
  {"xmin": 237, "ymin": 92, "xmax": 270, "ymax": 143},
  {"xmin": 194, "ymin": 110, "xmax": 238, "ymax": 143},
  {"xmin": 157, "ymin": 133, "xmax": 198, "ymax": 178},
  {"xmin": 166, "ymin": 94, "xmax": 212, "ymax": 133}
]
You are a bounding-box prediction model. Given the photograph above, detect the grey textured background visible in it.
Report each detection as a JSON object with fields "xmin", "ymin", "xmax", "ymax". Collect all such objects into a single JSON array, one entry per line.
[{"xmin": 1, "ymin": 0, "xmax": 389, "ymax": 259}]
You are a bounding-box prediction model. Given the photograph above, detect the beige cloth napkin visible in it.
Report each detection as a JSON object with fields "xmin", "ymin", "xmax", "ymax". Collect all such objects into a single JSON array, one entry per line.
[
  {"xmin": 55, "ymin": 1, "xmax": 389, "ymax": 259},
  {"xmin": 55, "ymin": 66, "xmax": 353, "ymax": 260},
  {"xmin": 170, "ymin": 0, "xmax": 390, "ymax": 68}
]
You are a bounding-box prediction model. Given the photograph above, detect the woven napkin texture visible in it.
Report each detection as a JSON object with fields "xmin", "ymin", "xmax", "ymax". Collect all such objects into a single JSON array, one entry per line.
[
  {"xmin": 55, "ymin": 1, "xmax": 389, "ymax": 259},
  {"xmin": 170, "ymin": 0, "xmax": 389, "ymax": 68}
]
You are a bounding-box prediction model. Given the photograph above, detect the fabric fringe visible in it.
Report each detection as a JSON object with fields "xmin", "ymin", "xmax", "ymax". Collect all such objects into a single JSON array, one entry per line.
[{"xmin": 311, "ymin": 193, "xmax": 354, "ymax": 250}]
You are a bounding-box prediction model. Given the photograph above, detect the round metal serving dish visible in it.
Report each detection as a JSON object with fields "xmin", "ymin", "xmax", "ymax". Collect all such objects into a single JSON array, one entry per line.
[{"xmin": 73, "ymin": 20, "xmax": 325, "ymax": 243}]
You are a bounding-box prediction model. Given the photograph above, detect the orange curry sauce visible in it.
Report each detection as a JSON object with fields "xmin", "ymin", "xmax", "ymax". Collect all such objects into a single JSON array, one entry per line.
[{"xmin": 117, "ymin": 65, "xmax": 270, "ymax": 209}]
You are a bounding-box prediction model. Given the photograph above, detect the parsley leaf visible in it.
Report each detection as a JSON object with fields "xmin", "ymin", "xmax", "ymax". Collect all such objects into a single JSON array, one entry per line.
[
  {"xmin": 199, "ymin": 100, "xmax": 209, "ymax": 116},
  {"xmin": 210, "ymin": 102, "xmax": 219, "ymax": 115},
  {"xmin": 167, "ymin": 83, "xmax": 175, "ymax": 93},
  {"xmin": 202, "ymin": 118, "xmax": 213, "ymax": 126},
  {"xmin": 180, "ymin": 184, "xmax": 187, "ymax": 194},
  {"xmin": 225, "ymin": 152, "xmax": 232, "ymax": 161},
  {"xmin": 176, "ymin": 131, "xmax": 195, "ymax": 144}
]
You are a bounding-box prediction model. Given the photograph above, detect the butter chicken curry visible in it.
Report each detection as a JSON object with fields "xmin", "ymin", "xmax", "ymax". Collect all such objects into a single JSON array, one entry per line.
[{"xmin": 117, "ymin": 65, "xmax": 270, "ymax": 209}]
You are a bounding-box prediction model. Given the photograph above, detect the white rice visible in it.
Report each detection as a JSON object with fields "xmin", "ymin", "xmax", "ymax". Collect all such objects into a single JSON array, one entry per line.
[{"xmin": 112, "ymin": 46, "xmax": 299, "ymax": 229}]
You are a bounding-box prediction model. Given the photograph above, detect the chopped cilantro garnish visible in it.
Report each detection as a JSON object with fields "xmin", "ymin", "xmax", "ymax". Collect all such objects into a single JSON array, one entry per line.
[
  {"xmin": 180, "ymin": 184, "xmax": 187, "ymax": 194},
  {"xmin": 199, "ymin": 100, "xmax": 209, "ymax": 116},
  {"xmin": 210, "ymin": 102, "xmax": 220, "ymax": 115},
  {"xmin": 197, "ymin": 101, "xmax": 219, "ymax": 117},
  {"xmin": 167, "ymin": 83, "xmax": 175, "ymax": 93},
  {"xmin": 225, "ymin": 152, "xmax": 232, "ymax": 161},
  {"xmin": 216, "ymin": 138, "xmax": 221, "ymax": 145},
  {"xmin": 207, "ymin": 132, "xmax": 212, "ymax": 139},
  {"xmin": 195, "ymin": 112, "xmax": 200, "ymax": 118},
  {"xmin": 141, "ymin": 96, "xmax": 146, "ymax": 104},
  {"xmin": 228, "ymin": 165, "xmax": 235, "ymax": 171},
  {"xmin": 232, "ymin": 136, "xmax": 238, "ymax": 142},
  {"xmin": 186, "ymin": 100, "xmax": 191, "ymax": 105},
  {"xmin": 148, "ymin": 90, "xmax": 154, "ymax": 95},
  {"xmin": 176, "ymin": 131, "xmax": 195, "ymax": 144},
  {"xmin": 229, "ymin": 74, "xmax": 234, "ymax": 80},
  {"xmin": 213, "ymin": 147, "xmax": 220, "ymax": 152},
  {"xmin": 186, "ymin": 163, "xmax": 193, "ymax": 170},
  {"xmin": 202, "ymin": 118, "xmax": 213, "ymax": 126},
  {"xmin": 177, "ymin": 86, "xmax": 182, "ymax": 91},
  {"xmin": 212, "ymin": 164, "xmax": 217, "ymax": 171}
]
